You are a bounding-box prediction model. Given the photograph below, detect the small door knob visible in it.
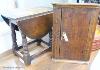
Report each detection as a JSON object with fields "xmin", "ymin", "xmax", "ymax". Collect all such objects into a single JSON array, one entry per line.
[{"xmin": 62, "ymin": 32, "xmax": 68, "ymax": 42}]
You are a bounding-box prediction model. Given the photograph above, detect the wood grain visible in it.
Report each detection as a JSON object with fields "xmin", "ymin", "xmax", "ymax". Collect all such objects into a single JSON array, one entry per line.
[
  {"xmin": 52, "ymin": 4, "xmax": 100, "ymax": 61},
  {"xmin": 17, "ymin": 13, "xmax": 53, "ymax": 39}
]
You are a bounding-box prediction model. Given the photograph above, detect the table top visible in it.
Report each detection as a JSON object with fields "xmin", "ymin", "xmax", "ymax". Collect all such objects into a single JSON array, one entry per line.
[{"xmin": 1, "ymin": 7, "xmax": 53, "ymax": 20}]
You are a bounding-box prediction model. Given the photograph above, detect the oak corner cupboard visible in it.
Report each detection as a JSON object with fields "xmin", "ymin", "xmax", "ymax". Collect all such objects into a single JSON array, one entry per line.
[{"xmin": 52, "ymin": 3, "xmax": 100, "ymax": 62}]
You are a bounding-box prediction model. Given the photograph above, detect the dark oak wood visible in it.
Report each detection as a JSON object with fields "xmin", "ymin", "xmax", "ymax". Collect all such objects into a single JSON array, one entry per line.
[
  {"xmin": 52, "ymin": 3, "xmax": 100, "ymax": 61},
  {"xmin": 21, "ymin": 31, "xmax": 31, "ymax": 65},
  {"xmin": 1, "ymin": 8, "xmax": 53, "ymax": 65},
  {"xmin": 17, "ymin": 14, "xmax": 52, "ymax": 39},
  {"xmin": 11, "ymin": 23, "xmax": 19, "ymax": 55},
  {"xmin": 49, "ymin": 29, "xmax": 52, "ymax": 47}
]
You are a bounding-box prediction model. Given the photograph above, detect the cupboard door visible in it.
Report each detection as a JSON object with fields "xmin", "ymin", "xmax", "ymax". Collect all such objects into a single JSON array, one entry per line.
[{"xmin": 62, "ymin": 8, "xmax": 91, "ymax": 61}]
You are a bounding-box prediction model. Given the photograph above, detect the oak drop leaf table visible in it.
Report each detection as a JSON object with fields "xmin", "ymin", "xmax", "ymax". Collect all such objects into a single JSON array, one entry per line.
[{"xmin": 1, "ymin": 7, "xmax": 53, "ymax": 65}]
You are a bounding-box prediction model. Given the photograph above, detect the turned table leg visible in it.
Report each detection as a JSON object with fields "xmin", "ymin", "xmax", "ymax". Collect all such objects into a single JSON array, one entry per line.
[
  {"xmin": 21, "ymin": 31, "xmax": 31, "ymax": 65},
  {"xmin": 37, "ymin": 39, "xmax": 42, "ymax": 46},
  {"xmin": 49, "ymin": 29, "xmax": 52, "ymax": 47},
  {"xmin": 11, "ymin": 23, "xmax": 18, "ymax": 55}
]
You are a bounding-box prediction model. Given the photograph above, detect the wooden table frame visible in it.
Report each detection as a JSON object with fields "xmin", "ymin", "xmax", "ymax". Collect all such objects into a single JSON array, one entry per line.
[{"xmin": 1, "ymin": 8, "xmax": 53, "ymax": 65}]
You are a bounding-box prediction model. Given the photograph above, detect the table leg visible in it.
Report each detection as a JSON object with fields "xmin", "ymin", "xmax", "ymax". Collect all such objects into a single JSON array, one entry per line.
[
  {"xmin": 11, "ymin": 23, "xmax": 18, "ymax": 55},
  {"xmin": 21, "ymin": 31, "xmax": 31, "ymax": 65},
  {"xmin": 49, "ymin": 29, "xmax": 52, "ymax": 47},
  {"xmin": 37, "ymin": 39, "xmax": 42, "ymax": 46}
]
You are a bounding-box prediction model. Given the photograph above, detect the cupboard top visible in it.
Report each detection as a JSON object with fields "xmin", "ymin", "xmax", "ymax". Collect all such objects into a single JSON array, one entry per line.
[{"xmin": 53, "ymin": 3, "xmax": 100, "ymax": 8}]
